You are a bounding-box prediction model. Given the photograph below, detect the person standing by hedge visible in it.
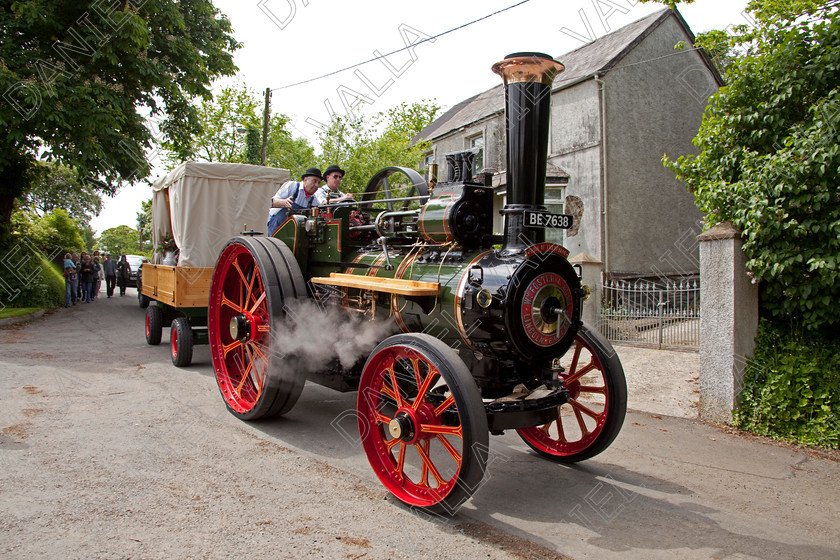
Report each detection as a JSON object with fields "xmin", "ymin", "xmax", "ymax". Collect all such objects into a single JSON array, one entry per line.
[
  {"xmin": 92, "ymin": 257, "xmax": 103, "ymax": 300},
  {"xmin": 117, "ymin": 255, "xmax": 130, "ymax": 297},
  {"xmin": 102, "ymin": 253, "xmax": 117, "ymax": 298},
  {"xmin": 79, "ymin": 255, "xmax": 95, "ymax": 303},
  {"xmin": 70, "ymin": 253, "xmax": 80, "ymax": 304},
  {"xmin": 62, "ymin": 253, "xmax": 76, "ymax": 307},
  {"xmin": 76, "ymin": 252, "xmax": 86, "ymax": 300}
]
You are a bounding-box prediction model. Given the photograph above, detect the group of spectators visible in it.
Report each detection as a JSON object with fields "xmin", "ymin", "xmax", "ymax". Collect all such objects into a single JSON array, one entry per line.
[
  {"xmin": 62, "ymin": 252, "xmax": 132, "ymax": 307},
  {"xmin": 267, "ymin": 165, "xmax": 354, "ymax": 236}
]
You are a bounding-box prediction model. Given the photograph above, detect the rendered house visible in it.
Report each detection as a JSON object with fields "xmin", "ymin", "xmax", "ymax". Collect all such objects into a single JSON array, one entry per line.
[{"xmin": 416, "ymin": 8, "xmax": 722, "ymax": 282}]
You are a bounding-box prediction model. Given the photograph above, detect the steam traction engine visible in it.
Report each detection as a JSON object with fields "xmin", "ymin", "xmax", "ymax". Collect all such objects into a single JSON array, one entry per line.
[{"xmin": 207, "ymin": 53, "xmax": 627, "ymax": 513}]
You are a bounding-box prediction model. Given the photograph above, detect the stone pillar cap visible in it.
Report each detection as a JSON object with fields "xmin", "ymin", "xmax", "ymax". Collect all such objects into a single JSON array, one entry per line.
[
  {"xmin": 697, "ymin": 221, "xmax": 742, "ymax": 241},
  {"xmin": 569, "ymin": 252, "xmax": 602, "ymax": 264}
]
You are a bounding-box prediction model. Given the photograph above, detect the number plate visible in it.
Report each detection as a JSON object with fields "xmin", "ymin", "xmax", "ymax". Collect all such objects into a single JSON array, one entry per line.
[{"xmin": 524, "ymin": 211, "xmax": 574, "ymax": 229}]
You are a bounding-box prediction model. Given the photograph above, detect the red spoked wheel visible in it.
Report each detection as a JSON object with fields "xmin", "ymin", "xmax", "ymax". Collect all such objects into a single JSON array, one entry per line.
[
  {"xmin": 517, "ymin": 324, "xmax": 627, "ymax": 462},
  {"xmin": 357, "ymin": 333, "xmax": 488, "ymax": 515},
  {"xmin": 208, "ymin": 237, "xmax": 306, "ymax": 420}
]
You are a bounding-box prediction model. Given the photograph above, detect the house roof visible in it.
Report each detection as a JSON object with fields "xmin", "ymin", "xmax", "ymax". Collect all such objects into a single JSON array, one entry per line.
[{"xmin": 417, "ymin": 8, "xmax": 720, "ymax": 142}]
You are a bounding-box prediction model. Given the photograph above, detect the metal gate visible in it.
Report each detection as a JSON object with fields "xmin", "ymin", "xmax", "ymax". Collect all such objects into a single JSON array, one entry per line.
[{"xmin": 599, "ymin": 279, "xmax": 700, "ymax": 350}]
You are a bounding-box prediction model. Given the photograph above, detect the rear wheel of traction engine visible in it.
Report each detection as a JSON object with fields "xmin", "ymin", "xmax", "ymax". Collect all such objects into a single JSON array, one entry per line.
[
  {"xmin": 170, "ymin": 317, "xmax": 193, "ymax": 367},
  {"xmin": 145, "ymin": 305, "xmax": 162, "ymax": 345},
  {"xmin": 357, "ymin": 333, "xmax": 488, "ymax": 514},
  {"xmin": 517, "ymin": 324, "xmax": 627, "ymax": 462},
  {"xmin": 208, "ymin": 237, "xmax": 306, "ymax": 420}
]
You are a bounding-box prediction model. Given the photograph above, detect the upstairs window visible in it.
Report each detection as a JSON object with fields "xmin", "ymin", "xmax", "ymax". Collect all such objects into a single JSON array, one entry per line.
[{"xmin": 467, "ymin": 135, "xmax": 484, "ymax": 173}]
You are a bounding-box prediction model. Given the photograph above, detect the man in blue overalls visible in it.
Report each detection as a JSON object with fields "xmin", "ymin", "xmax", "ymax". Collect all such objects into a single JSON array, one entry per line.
[{"xmin": 267, "ymin": 167, "xmax": 323, "ymax": 236}]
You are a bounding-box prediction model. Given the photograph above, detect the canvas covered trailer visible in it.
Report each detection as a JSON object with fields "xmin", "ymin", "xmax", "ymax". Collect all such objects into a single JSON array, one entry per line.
[{"xmin": 140, "ymin": 162, "xmax": 289, "ymax": 366}]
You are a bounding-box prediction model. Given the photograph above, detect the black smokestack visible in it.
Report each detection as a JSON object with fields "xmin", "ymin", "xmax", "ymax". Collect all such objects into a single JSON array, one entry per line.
[{"xmin": 492, "ymin": 52, "xmax": 564, "ymax": 252}]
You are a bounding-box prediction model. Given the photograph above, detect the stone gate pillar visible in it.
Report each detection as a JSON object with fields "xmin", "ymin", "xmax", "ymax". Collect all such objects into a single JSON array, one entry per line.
[
  {"xmin": 697, "ymin": 222, "xmax": 759, "ymax": 423},
  {"xmin": 569, "ymin": 252, "xmax": 602, "ymax": 329}
]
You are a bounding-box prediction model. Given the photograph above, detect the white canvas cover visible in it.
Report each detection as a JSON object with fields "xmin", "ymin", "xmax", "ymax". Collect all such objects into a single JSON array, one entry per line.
[{"xmin": 151, "ymin": 162, "xmax": 290, "ymax": 267}]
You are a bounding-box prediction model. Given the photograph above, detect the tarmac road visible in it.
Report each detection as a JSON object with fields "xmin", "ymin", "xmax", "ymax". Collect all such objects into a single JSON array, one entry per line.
[{"xmin": 1, "ymin": 288, "xmax": 838, "ymax": 559}]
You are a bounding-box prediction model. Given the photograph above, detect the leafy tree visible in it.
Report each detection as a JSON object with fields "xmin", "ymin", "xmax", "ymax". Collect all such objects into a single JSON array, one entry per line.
[
  {"xmin": 98, "ymin": 225, "xmax": 141, "ymax": 257},
  {"xmin": 79, "ymin": 221, "xmax": 96, "ymax": 252},
  {"xmin": 162, "ymin": 83, "xmax": 315, "ymax": 178},
  {"xmin": 664, "ymin": 0, "xmax": 840, "ymax": 329},
  {"xmin": 683, "ymin": 29, "xmax": 740, "ymax": 77},
  {"xmin": 317, "ymin": 101, "xmax": 440, "ymax": 194},
  {"xmin": 265, "ymin": 114, "xmax": 317, "ymax": 179},
  {"xmin": 19, "ymin": 209, "xmax": 86, "ymax": 255},
  {"xmin": 17, "ymin": 161, "xmax": 103, "ymax": 224},
  {"xmin": 137, "ymin": 199, "xmax": 152, "ymax": 252},
  {"xmin": 0, "ymin": 0, "xmax": 239, "ymax": 235},
  {"xmin": 164, "ymin": 83, "xmax": 261, "ymax": 163},
  {"xmin": 245, "ymin": 126, "xmax": 261, "ymax": 165}
]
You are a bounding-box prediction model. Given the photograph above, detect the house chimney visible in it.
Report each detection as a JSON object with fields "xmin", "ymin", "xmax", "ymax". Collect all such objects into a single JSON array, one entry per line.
[{"xmin": 492, "ymin": 52, "xmax": 564, "ymax": 252}]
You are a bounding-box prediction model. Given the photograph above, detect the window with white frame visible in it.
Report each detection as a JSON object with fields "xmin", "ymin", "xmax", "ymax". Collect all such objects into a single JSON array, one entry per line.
[
  {"xmin": 422, "ymin": 152, "xmax": 434, "ymax": 169},
  {"xmin": 466, "ymin": 134, "xmax": 484, "ymax": 173},
  {"xmin": 544, "ymin": 185, "xmax": 565, "ymax": 245}
]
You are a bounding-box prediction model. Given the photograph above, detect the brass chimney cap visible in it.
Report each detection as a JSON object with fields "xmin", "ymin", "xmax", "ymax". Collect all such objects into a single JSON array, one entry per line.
[{"xmin": 491, "ymin": 52, "xmax": 565, "ymax": 86}]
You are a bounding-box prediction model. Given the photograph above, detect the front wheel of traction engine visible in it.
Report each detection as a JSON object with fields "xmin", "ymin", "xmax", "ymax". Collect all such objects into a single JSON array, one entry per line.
[
  {"xmin": 516, "ymin": 324, "xmax": 627, "ymax": 462},
  {"xmin": 208, "ymin": 237, "xmax": 307, "ymax": 420},
  {"xmin": 357, "ymin": 333, "xmax": 489, "ymax": 515}
]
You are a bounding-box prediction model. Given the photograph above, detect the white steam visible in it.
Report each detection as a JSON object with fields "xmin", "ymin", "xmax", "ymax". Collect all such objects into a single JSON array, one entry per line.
[{"xmin": 270, "ymin": 299, "xmax": 396, "ymax": 376}]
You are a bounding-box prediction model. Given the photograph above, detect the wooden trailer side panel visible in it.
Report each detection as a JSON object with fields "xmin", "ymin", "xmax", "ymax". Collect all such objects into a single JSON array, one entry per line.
[{"xmin": 141, "ymin": 264, "xmax": 213, "ymax": 308}]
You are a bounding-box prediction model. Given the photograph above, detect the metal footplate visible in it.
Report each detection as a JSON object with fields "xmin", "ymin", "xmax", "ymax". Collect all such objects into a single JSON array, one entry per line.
[{"xmin": 484, "ymin": 385, "xmax": 570, "ymax": 432}]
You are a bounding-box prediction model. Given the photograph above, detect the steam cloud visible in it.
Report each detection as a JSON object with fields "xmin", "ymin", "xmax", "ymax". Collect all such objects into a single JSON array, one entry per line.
[{"xmin": 270, "ymin": 299, "xmax": 396, "ymax": 377}]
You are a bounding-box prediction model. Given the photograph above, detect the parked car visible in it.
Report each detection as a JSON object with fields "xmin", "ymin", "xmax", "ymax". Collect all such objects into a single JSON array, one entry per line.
[{"xmin": 124, "ymin": 254, "xmax": 149, "ymax": 288}]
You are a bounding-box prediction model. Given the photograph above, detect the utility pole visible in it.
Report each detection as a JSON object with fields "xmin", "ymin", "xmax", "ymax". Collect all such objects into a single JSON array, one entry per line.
[{"xmin": 260, "ymin": 87, "xmax": 271, "ymax": 165}]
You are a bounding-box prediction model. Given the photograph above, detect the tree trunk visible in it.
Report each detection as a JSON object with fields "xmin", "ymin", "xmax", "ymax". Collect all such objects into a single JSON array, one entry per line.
[{"xmin": 0, "ymin": 150, "xmax": 34, "ymax": 238}]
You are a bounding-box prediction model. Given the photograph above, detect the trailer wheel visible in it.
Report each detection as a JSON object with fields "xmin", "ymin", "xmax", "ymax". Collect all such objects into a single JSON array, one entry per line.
[
  {"xmin": 357, "ymin": 333, "xmax": 488, "ymax": 515},
  {"xmin": 137, "ymin": 277, "xmax": 149, "ymax": 308},
  {"xmin": 170, "ymin": 317, "xmax": 193, "ymax": 367},
  {"xmin": 516, "ymin": 324, "xmax": 627, "ymax": 462},
  {"xmin": 145, "ymin": 305, "xmax": 163, "ymax": 345},
  {"xmin": 208, "ymin": 237, "xmax": 307, "ymax": 420}
]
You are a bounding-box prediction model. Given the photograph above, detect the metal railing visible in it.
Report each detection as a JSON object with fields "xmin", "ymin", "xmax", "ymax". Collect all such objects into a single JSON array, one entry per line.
[{"xmin": 599, "ymin": 278, "xmax": 700, "ymax": 350}]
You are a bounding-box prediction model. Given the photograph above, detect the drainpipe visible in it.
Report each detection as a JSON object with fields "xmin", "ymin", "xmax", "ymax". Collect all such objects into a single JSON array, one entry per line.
[{"xmin": 594, "ymin": 73, "xmax": 609, "ymax": 278}]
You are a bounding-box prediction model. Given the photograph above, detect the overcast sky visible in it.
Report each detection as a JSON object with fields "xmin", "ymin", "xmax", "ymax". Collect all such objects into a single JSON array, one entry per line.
[{"xmin": 90, "ymin": 0, "xmax": 750, "ymax": 235}]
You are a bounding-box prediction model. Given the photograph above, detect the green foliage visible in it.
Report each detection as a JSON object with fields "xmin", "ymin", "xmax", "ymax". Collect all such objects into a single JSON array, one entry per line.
[
  {"xmin": 15, "ymin": 209, "xmax": 86, "ymax": 255},
  {"xmin": 17, "ymin": 161, "xmax": 103, "ymax": 224},
  {"xmin": 735, "ymin": 320, "xmax": 840, "ymax": 449},
  {"xmin": 162, "ymin": 83, "xmax": 315, "ymax": 178},
  {"xmin": 137, "ymin": 199, "xmax": 153, "ymax": 253},
  {"xmin": 664, "ymin": 0, "xmax": 840, "ymax": 329},
  {"xmin": 78, "ymin": 222, "xmax": 96, "ymax": 252},
  {"xmin": 0, "ymin": 0, "xmax": 239, "ymax": 228},
  {"xmin": 317, "ymin": 101, "xmax": 440, "ymax": 194},
  {"xmin": 691, "ymin": 29, "xmax": 739, "ymax": 77},
  {"xmin": 0, "ymin": 307, "xmax": 41, "ymax": 320},
  {"xmin": 165, "ymin": 83, "xmax": 261, "ymax": 163},
  {"xmin": 245, "ymin": 126, "xmax": 261, "ymax": 165},
  {"xmin": 0, "ymin": 239, "xmax": 64, "ymax": 309},
  {"xmin": 98, "ymin": 225, "xmax": 141, "ymax": 256},
  {"xmin": 265, "ymin": 115, "xmax": 316, "ymax": 179}
]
